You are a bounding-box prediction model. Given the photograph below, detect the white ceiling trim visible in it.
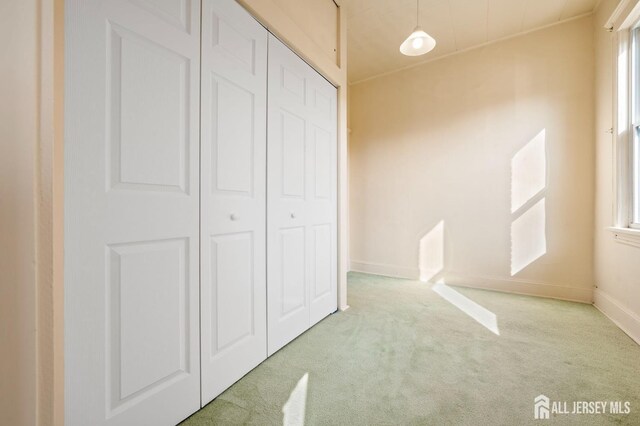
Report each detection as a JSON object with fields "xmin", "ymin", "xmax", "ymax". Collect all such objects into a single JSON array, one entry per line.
[
  {"xmin": 349, "ymin": 11, "xmax": 594, "ymax": 86},
  {"xmin": 605, "ymin": 0, "xmax": 640, "ymax": 30}
]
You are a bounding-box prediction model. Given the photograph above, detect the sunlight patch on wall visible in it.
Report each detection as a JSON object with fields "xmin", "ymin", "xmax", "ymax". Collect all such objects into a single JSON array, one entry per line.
[
  {"xmin": 510, "ymin": 130, "xmax": 547, "ymax": 276},
  {"xmin": 419, "ymin": 220, "xmax": 444, "ymax": 282},
  {"xmin": 511, "ymin": 129, "xmax": 546, "ymax": 213},
  {"xmin": 511, "ymin": 199, "xmax": 547, "ymax": 275},
  {"xmin": 432, "ymin": 281, "xmax": 500, "ymax": 335},
  {"xmin": 282, "ymin": 373, "xmax": 309, "ymax": 426}
]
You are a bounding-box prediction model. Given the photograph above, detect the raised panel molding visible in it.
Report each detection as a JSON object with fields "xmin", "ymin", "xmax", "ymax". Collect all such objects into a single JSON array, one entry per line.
[
  {"xmin": 209, "ymin": 232, "xmax": 255, "ymax": 356},
  {"xmin": 313, "ymin": 126, "xmax": 331, "ymax": 199},
  {"xmin": 106, "ymin": 238, "xmax": 190, "ymax": 415},
  {"xmin": 280, "ymin": 227, "xmax": 306, "ymax": 317},
  {"xmin": 131, "ymin": 0, "xmax": 192, "ymax": 34},
  {"xmin": 267, "ymin": 33, "xmax": 337, "ymax": 355},
  {"xmin": 200, "ymin": 0, "xmax": 267, "ymax": 406},
  {"xmin": 211, "ymin": 14, "xmax": 256, "ymax": 74},
  {"xmin": 281, "ymin": 110, "xmax": 306, "ymax": 197},
  {"xmin": 312, "ymin": 88, "xmax": 331, "ymax": 119},
  {"xmin": 312, "ymin": 224, "xmax": 332, "ymax": 298},
  {"xmin": 210, "ymin": 74, "xmax": 255, "ymax": 195},
  {"xmin": 282, "ymin": 66, "xmax": 305, "ymax": 102},
  {"xmin": 107, "ymin": 23, "xmax": 190, "ymax": 193},
  {"xmin": 67, "ymin": 0, "xmax": 201, "ymax": 423}
]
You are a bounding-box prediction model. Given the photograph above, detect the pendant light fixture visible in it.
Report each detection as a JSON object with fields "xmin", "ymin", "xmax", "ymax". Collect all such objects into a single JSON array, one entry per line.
[{"xmin": 400, "ymin": 0, "xmax": 436, "ymax": 56}]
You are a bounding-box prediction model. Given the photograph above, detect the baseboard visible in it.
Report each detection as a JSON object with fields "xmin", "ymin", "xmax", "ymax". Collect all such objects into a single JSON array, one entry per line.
[
  {"xmin": 445, "ymin": 273, "xmax": 593, "ymax": 304},
  {"xmin": 349, "ymin": 261, "xmax": 593, "ymax": 303},
  {"xmin": 594, "ymin": 288, "xmax": 640, "ymax": 345},
  {"xmin": 349, "ymin": 260, "xmax": 419, "ymax": 280},
  {"xmin": 349, "ymin": 263, "xmax": 638, "ymax": 345}
]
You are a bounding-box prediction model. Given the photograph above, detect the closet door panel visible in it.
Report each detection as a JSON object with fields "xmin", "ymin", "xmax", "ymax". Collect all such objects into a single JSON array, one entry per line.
[
  {"xmin": 65, "ymin": 1, "xmax": 201, "ymax": 425},
  {"xmin": 267, "ymin": 39, "xmax": 311, "ymax": 354},
  {"xmin": 200, "ymin": 0, "xmax": 268, "ymax": 404},
  {"xmin": 267, "ymin": 34, "xmax": 337, "ymax": 356},
  {"xmin": 306, "ymin": 72, "xmax": 338, "ymax": 327}
]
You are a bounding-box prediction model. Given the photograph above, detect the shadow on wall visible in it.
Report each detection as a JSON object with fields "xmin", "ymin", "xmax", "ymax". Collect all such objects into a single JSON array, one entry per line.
[{"xmin": 510, "ymin": 129, "xmax": 547, "ymax": 276}]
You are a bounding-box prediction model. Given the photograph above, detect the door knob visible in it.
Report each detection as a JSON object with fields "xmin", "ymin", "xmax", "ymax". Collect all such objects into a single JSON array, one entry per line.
[
  {"xmin": 230, "ymin": 213, "xmax": 238, "ymax": 221},
  {"xmin": 290, "ymin": 212, "xmax": 296, "ymax": 219}
]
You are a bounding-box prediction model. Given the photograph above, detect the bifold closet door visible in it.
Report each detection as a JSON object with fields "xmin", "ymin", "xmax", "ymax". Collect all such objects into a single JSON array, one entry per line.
[
  {"xmin": 65, "ymin": 1, "xmax": 201, "ymax": 425},
  {"xmin": 267, "ymin": 34, "xmax": 338, "ymax": 355},
  {"xmin": 200, "ymin": 0, "xmax": 268, "ymax": 404}
]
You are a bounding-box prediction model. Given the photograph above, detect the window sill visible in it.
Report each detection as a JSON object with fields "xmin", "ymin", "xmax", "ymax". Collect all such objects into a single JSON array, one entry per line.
[{"xmin": 607, "ymin": 227, "xmax": 640, "ymax": 248}]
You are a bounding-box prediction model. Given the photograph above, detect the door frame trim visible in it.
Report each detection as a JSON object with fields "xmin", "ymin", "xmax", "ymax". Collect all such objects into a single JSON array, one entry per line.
[{"xmin": 40, "ymin": 0, "xmax": 65, "ymax": 424}]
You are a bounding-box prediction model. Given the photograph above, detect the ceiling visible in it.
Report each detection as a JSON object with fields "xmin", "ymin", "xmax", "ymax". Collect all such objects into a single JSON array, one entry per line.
[{"xmin": 345, "ymin": 0, "xmax": 600, "ymax": 83}]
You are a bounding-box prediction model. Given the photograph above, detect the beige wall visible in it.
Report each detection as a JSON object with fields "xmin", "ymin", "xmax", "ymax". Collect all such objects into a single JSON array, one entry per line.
[
  {"xmin": 1, "ymin": 0, "xmax": 64, "ymax": 425},
  {"xmin": 270, "ymin": 0, "xmax": 339, "ymax": 64},
  {"xmin": 593, "ymin": 0, "xmax": 640, "ymax": 344},
  {"xmin": 349, "ymin": 16, "xmax": 595, "ymax": 302},
  {"xmin": 0, "ymin": 0, "xmax": 39, "ymax": 424},
  {"xmin": 239, "ymin": 0, "xmax": 344, "ymax": 85}
]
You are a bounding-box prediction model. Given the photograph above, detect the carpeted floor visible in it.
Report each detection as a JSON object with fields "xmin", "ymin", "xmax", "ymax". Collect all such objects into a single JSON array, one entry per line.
[{"xmin": 181, "ymin": 272, "xmax": 640, "ymax": 425}]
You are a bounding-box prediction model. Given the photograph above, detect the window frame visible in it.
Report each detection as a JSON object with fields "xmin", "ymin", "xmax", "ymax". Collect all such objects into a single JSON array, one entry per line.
[
  {"xmin": 609, "ymin": 0, "xmax": 640, "ymax": 246},
  {"xmin": 630, "ymin": 26, "xmax": 640, "ymax": 229},
  {"xmin": 613, "ymin": 26, "xmax": 635, "ymax": 230}
]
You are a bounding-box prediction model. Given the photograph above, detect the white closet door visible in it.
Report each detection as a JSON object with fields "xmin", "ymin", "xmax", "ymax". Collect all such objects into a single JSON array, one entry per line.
[
  {"xmin": 267, "ymin": 34, "xmax": 338, "ymax": 356},
  {"xmin": 200, "ymin": 0, "xmax": 268, "ymax": 404},
  {"xmin": 65, "ymin": 1, "xmax": 201, "ymax": 425}
]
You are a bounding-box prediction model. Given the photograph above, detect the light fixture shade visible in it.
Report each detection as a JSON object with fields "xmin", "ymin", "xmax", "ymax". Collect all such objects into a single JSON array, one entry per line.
[{"xmin": 400, "ymin": 27, "xmax": 436, "ymax": 56}]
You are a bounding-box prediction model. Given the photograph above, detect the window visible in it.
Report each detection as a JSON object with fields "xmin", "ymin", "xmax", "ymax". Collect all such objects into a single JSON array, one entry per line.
[
  {"xmin": 610, "ymin": 1, "xmax": 640, "ymax": 245},
  {"xmin": 630, "ymin": 27, "xmax": 640, "ymax": 228}
]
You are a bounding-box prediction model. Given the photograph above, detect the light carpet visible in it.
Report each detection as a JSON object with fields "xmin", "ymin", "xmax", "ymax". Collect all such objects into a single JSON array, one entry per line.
[{"xmin": 182, "ymin": 272, "xmax": 640, "ymax": 425}]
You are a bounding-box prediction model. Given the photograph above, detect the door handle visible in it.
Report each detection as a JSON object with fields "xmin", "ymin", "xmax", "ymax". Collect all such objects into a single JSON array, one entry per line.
[
  {"xmin": 230, "ymin": 213, "xmax": 238, "ymax": 221},
  {"xmin": 290, "ymin": 212, "xmax": 296, "ymax": 219}
]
